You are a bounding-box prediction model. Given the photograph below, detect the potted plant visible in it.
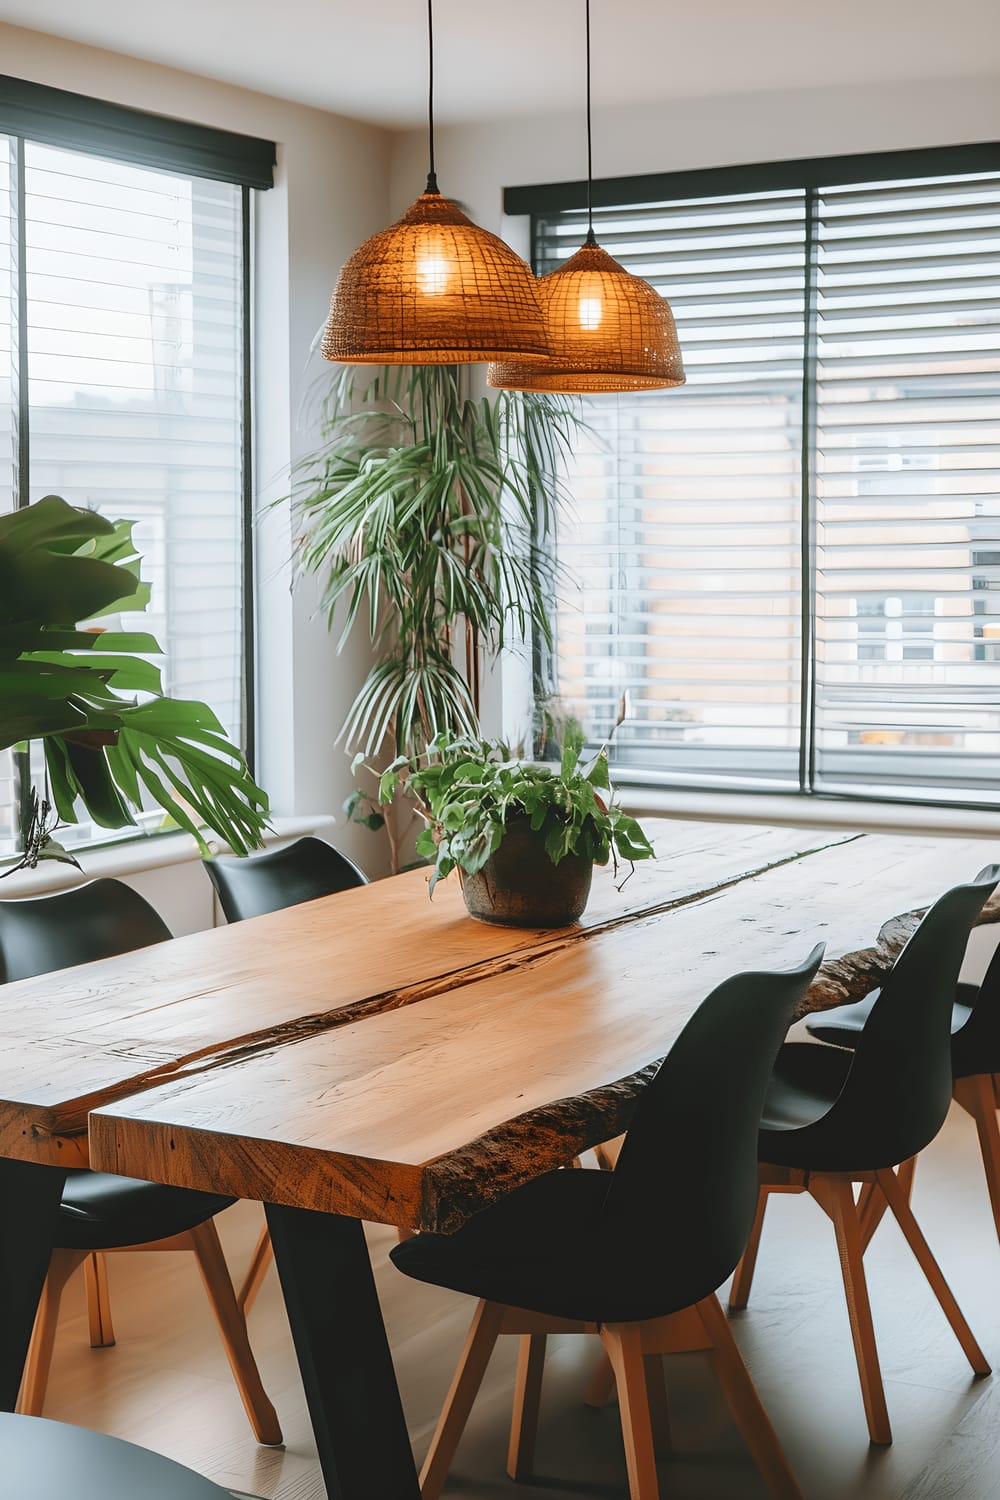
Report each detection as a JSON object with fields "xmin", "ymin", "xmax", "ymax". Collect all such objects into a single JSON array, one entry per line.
[
  {"xmin": 377, "ymin": 730, "xmax": 654, "ymax": 927},
  {"xmin": 1, "ymin": 494, "xmax": 268, "ymax": 871},
  {"xmin": 288, "ymin": 363, "xmax": 583, "ymax": 871}
]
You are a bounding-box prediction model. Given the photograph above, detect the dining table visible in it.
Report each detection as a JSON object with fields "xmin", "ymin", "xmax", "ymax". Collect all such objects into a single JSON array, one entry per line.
[{"xmin": 0, "ymin": 817, "xmax": 997, "ymax": 1499}]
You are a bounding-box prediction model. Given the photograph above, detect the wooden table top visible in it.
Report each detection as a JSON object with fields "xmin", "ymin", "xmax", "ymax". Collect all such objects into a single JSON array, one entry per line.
[
  {"xmin": 88, "ymin": 828, "xmax": 1000, "ymax": 1233},
  {"xmin": 0, "ymin": 819, "xmax": 847, "ymax": 1167}
]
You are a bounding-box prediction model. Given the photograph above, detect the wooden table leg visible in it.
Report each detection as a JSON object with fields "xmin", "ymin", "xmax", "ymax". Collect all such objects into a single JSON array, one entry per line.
[
  {"xmin": 264, "ymin": 1204, "xmax": 419, "ymax": 1500},
  {"xmin": 0, "ymin": 1159, "xmax": 65, "ymax": 1412}
]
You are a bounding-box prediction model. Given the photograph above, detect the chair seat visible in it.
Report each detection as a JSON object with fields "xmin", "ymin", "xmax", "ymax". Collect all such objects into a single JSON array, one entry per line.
[
  {"xmin": 757, "ymin": 1042, "xmax": 855, "ymax": 1170},
  {"xmin": 57, "ymin": 1169, "xmax": 235, "ymax": 1251},
  {"xmin": 802, "ymin": 989, "xmax": 882, "ymax": 1047},
  {"xmin": 0, "ymin": 1411, "xmax": 230, "ymax": 1499},
  {"xmin": 392, "ymin": 1166, "xmax": 730, "ymax": 1325}
]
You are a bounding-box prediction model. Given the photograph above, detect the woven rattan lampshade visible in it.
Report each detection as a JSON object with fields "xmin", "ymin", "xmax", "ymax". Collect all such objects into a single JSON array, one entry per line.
[
  {"xmin": 322, "ymin": 188, "xmax": 550, "ymax": 366},
  {"xmin": 487, "ymin": 238, "xmax": 685, "ymax": 392},
  {"xmin": 490, "ymin": 0, "xmax": 684, "ymax": 395}
]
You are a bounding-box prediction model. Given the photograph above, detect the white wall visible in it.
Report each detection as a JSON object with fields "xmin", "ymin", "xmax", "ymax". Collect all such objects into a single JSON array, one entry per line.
[
  {"xmin": 390, "ymin": 73, "xmax": 1000, "ymax": 231},
  {"xmin": 0, "ymin": 23, "xmax": 395, "ymax": 916}
]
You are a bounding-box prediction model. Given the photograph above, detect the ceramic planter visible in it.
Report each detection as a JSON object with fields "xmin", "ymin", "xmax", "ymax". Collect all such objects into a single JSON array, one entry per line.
[{"xmin": 459, "ymin": 815, "xmax": 593, "ymax": 928}]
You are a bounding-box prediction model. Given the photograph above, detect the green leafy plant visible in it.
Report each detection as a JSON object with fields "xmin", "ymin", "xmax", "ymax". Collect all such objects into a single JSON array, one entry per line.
[
  {"xmin": 289, "ymin": 364, "xmax": 584, "ymax": 869},
  {"xmin": 376, "ymin": 730, "xmax": 654, "ymax": 894},
  {"xmin": 0, "ymin": 494, "xmax": 269, "ymax": 868}
]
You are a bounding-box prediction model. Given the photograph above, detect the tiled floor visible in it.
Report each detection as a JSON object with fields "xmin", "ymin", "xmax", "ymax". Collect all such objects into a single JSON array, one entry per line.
[{"xmin": 40, "ymin": 1097, "xmax": 1000, "ymax": 1499}]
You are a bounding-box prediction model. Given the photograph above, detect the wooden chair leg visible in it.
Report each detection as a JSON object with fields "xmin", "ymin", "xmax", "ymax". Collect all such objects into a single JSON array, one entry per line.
[
  {"xmin": 236, "ymin": 1223, "xmax": 274, "ymax": 1316},
  {"xmin": 697, "ymin": 1293, "xmax": 803, "ymax": 1500},
  {"xmin": 644, "ymin": 1354, "xmax": 672, "ymax": 1459},
  {"xmin": 729, "ymin": 1186, "xmax": 769, "ymax": 1311},
  {"xmin": 875, "ymin": 1167, "xmax": 990, "ymax": 1376},
  {"xmin": 186, "ymin": 1221, "xmax": 282, "ymax": 1446},
  {"xmin": 585, "ymin": 1350, "xmax": 617, "ymax": 1408},
  {"xmin": 419, "ymin": 1299, "xmax": 505, "ymax": 1500},
  {"xmin": 859, "ymin": 1156, "xmax": 916, "ymax": 1250},
  {"xmin": 84, "ymin": 1252, "xmax": 116, "ymax": 1348},
  {"xmin": 812, "ymin": 1175, "xmax": 891, "ymax": 1445},
  {"xmin": 955, "ymin": 1074, "xmax": 1000, "ymax": 1251},
  {"xmin": 856, "ymin": 1181, "xmax": 885, "ymax": 1248},
  {"xmin": 506, "ymin": 1333, "xmax": 546, "ymax": 1480},
  {"xmin": 17, "ymin": 1249, "xmax": 88, "ymax": 1416},
  {"xmin": 600, "ymin": 1324, "xmax": 659, "ymax": 1500}
]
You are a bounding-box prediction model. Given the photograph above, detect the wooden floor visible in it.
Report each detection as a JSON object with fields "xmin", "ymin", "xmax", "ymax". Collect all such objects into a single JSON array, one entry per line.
[{"xmin": 37, "ymin": 1098, "xmax": 1000, "ymax": 1500}]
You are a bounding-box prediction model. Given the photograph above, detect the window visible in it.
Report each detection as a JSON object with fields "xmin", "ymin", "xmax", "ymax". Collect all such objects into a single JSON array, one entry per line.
[
  {"xmin": 518, "ymin": 146, "xmax": 1000, "ymax": 806},
  {"xmin": 0, "ymin": 78, "xmax": 274, "ymax": 853}
]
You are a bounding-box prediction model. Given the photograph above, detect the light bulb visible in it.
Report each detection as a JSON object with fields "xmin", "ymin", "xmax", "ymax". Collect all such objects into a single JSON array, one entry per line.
[
  {"xmin": 578, "ymin": 295, "xmax": 603, "ymax": 331},
  {"xmin": 416, "ymin": 252, "xmax": 451, "ymax": 296}
]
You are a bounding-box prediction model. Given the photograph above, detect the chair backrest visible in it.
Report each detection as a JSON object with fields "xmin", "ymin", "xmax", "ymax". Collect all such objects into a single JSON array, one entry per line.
[
  {"xmin": 204, "ymin": 836, "xmax": 368, "ymax": 923},
  {"xmin": 812, "ymin": 864, "xmax": 1000, "ymax": 1167},
  {"xmin": 601, "ymin": 944, "xmax": 825, "ymax": 1294},
  {"xmin": 951, "ymin": 932, "xmax": 1000, "ymax": 1074},
  {"xmin": 0, "ymin": 878, "xmax": 171, "ymax": 984}
]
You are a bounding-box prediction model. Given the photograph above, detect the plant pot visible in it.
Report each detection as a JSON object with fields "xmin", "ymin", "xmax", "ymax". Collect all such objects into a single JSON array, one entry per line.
[{"xmin": 459, "ymin": 815, "xmax": 594, "ymax": 928}]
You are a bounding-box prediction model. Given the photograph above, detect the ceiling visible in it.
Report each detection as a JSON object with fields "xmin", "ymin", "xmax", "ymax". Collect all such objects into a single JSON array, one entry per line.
[{"xmin": 1, "ymin": 0, "xmax": 998, "ymax": 129}]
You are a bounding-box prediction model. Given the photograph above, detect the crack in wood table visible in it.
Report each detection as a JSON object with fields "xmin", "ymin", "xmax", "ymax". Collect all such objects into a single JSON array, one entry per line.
[{"xmin": 0, "ymin": 821, "xmax": 995, "ymax": 1499}]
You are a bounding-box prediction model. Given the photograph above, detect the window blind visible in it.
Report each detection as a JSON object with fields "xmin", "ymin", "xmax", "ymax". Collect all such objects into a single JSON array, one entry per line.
[
  {"xmin": 531, "ymin": 151, "xmax": 1000, "ymax": 806},
  {"xmin": 813, "ymin": 172, "xmax": 1000, "ymax": 799},
  {"xmin": 538, "ymin": 190, "xmax": 806, "ymax": 788},
  {"xmin": 25, "ymin": 142, "xmax": 245, "ymax": 736},
  {"xmin": 0, "ymin": 130, "xmax": 250, "ymax": 858}
]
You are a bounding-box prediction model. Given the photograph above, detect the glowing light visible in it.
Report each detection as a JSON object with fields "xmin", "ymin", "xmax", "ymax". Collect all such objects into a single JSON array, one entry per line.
[
  {"xmin": 578, "ymin": 296, "xmax": 603, "ymax": 330},
  {"xmin": 416, "ymin": 254, "xmax": 451, "ymax": 296}
]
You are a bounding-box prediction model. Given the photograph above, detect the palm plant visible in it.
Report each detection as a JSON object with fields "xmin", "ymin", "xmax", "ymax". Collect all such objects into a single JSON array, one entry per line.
[
  {"xmin": 289, "ymin": 365, "xmax": 582, "ymax": 867},
  {"xmin": 1, "ymin": 494, "xmax": 268, "ymax": 870}
]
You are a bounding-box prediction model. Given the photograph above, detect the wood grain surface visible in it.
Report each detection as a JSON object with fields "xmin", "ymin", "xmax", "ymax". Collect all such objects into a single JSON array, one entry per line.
[
  {"xmin": 89, "ymin": 832, "xmax": 1000, "ymax": 1232},
  {"xmin": 0, "ymin": 820, "xmax": 848, "ymax": 1165}
]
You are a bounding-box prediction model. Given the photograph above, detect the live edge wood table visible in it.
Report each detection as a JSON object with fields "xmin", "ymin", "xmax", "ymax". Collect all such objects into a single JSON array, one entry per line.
[{"xmin": 0, "ymin": 822, "xmax": 996, "ymax": 1499}]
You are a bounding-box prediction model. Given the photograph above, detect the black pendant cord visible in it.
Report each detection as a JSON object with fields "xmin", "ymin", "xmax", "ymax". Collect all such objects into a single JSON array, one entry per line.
[
  {"xmin": 426, "ymin": 0, "xmax": 439, "ymax": 193},
  {"xmin": 584, "ymin": 0, "xmax": 596, "ymax": 245}
]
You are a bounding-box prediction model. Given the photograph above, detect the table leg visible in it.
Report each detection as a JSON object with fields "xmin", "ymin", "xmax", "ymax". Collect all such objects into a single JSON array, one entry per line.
[
  {"xmin": 0, "ymin": 1159, "xmax": 65, "ymax": 1411},
  {"xmin": 265, "ymin": 1204, "xmax": 420, "ymax": 1500}
]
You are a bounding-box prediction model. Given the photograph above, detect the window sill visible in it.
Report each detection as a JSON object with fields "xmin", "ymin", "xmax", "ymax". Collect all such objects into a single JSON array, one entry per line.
[
  {"xmin": 620, "ymin": 786, "xmax": 1000, "ymax": 840},
  {"xmin": 0, "ymin": 814, "xmax": 339, "ymax": 899}
]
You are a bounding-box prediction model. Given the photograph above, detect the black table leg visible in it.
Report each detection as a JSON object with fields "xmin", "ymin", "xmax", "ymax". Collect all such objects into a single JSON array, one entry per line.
[
  {"xmin": 0, "ymin": 1158, "xmax": 65, "ymax": 1411},
  {"xmin": 265, "ymin": 1205, "xmax": 420, "ymax": 1500}
]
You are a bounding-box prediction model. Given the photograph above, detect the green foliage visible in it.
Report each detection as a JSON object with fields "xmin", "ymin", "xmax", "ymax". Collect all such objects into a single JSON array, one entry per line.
[
  {"xmin": 342, "ymin": 785, "xmax": 385, "ymax": 834},
  {"xmin": 377, "ymin": 729, "xmax": 654, "ymax": 895},
  {"xmin": 289, "ymin": 365, "xmax": 584, "ymax": 760},
  {"xmin": 0, "ymin": 494, "xmax": 269, "ymax": 864}
]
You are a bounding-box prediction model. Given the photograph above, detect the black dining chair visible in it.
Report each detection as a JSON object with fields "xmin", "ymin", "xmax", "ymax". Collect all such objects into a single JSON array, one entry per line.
[
  {"xmin": 805, "ymin": 930, "xmax": 1000, "ymax": 1249},
  {"xmin": 391, "ymin": 945, "xmax": 826, "ymax": 1500},
  {"xmin": 0, "ymin": 879, "xmax": 281, "ymax": 1445},
  {"xmin": 1, "ymin": 1411, "xmax": 232, "ymax": 1499},
  {"xmin": 204, "ymin": 835, "xmax": 367, "ymax": 923},
  {"xmin": 204, "ymin": 835, "xmax": 368, "ymax": 1313},
  {"xmin": 729, "ymin": 864, "xmax": 1000, "ymax": 1447}
]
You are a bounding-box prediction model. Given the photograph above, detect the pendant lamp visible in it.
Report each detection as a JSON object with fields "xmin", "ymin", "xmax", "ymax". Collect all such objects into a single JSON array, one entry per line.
[
  {"xmin": 322, "ymin": 1, "xmax": 549, "ymax": 366},
  {"xmin": 487, "ymin": 0, "xmax": 684, "ymax": 394}
]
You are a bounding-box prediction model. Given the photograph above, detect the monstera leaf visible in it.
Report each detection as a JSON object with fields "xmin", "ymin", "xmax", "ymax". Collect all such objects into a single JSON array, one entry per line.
[{"xmin": 0, "ymin": 495, "xmax": 269, "ymax": 863}]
